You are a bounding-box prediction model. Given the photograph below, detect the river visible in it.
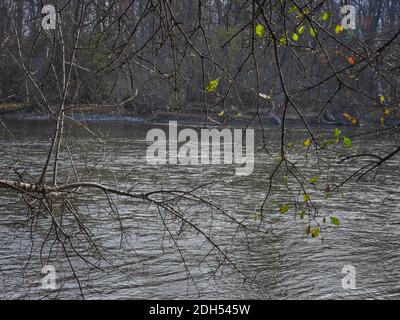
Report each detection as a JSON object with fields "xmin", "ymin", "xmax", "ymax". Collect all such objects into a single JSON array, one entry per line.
[{"xmin": 0, "ymin": 119, "xmax": 399, "ymax": 299}]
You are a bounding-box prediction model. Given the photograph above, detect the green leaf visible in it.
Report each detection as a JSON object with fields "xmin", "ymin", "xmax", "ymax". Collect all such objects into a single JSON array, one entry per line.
[
  {"xmin": 308, "ymin": 176, "xmax": 319, "ymax": 184},
  {"xmin": 279, "ymin": 204, "xmax": 289, "ymax": 214},
  {"xmin": 304, "ymin": 193, "xmax": 310, "ymax": 203},
  {"xmin": 343, "ymin": 137, "xmax": 352, "ymax": 148},
  {"xmin": 299, "ymin": 210, "xmax": 305, "ymax": 220},
  {"xmin": 255, "ymin": 24, "xmax": 265, "ymax": 38},
  {"xmin": 305, "ymin": 224, "xmax": 311, "ymax": 235},
  {"xmin": 206, "ymin": 79, "xmax": 219, "ymax": 93},
  {"xmin": 321, "ymin": 12, "xmax": 329, "ymax": 21},
  {"xmin": 288, "ymin": 5, "xmax": 298, "ymax": 14},
  {"xmin": 297, "ymin": 25, "xmax": 305, "ymax": 34},
  {"xmin": 292, "ymin": 33, "xmax": 299, "ymax": 42},
  {"xmin": 334, "ymin": 128, "xmax": 341, "ymax": 139},
  {"xmin": 309, "ymin": 27, "xmax": 317, "ymax": 37},
  {"xmin": 311, "ymin": 227, "xmax": 320, "ymax": 238},
  {"xmin": 279, "ymin": 35, "xmax": 287, "ymax": 45},
  {"xmin": 330, "ymin": 216, "xmax": 340, "ymax": 226}
]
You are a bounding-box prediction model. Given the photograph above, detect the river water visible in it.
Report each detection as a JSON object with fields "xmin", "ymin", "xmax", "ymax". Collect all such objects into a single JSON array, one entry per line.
[{"xmin": 0, "ymin": 119, "xmax": 399, "ymax": 299}]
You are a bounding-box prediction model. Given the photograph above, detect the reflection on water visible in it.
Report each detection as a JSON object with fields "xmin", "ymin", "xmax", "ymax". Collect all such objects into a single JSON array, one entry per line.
[{"xmin": 0, "ymin": 119, "xmax": 399, "ymax": 299}]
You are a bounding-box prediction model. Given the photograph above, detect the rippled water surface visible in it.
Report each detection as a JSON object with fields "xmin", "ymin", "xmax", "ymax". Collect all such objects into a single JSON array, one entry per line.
[{"xmin": 0, "ymin": 120, "xmax": 399, "ymax": 299}]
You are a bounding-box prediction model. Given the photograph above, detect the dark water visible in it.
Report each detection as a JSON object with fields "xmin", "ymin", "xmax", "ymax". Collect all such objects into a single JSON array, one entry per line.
[{"xmin": 0, "ymin": 119, "xmax": 399, "ymax": 299}]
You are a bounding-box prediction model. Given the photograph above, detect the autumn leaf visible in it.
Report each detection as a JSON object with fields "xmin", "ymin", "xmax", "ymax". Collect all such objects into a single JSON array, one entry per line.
[
  {"xmin": 347, "ymin": 56, "xmax": 356, "ymax": 65},
  {"xmin": 234, "ymin": 112, "xmax": 242, "ymax": 118},
  {"xmin": 384, "ymin": 107, "xmax": 391, "ymax": 116},
  {"xmin": 342, "ymin": 112, "xmax": 359, "ymax": 126},
  {"xmin": 311, "ymin": 227, "xmax": 320, "ymax": 238},
  {"xmin": 379, "ymin": 95, "xmax": 385, "ymax": 104},
  {"xmin": 206, "ymin": 79, "xmax": 219, "ymax": 93},
  {"xmin": 218, "ymin": 110, "xmax": 225, "ymax": 117},
  {"xmin": 255, "ymin": 24, "xmax": 265, "ymax": 38},
  {"xmin": 380, "ymin": 116, "xmax": 385, "ymax": 127},
  {"xmin": 303, "ymin": 138, "xmax": 311, "ymax": 147}
]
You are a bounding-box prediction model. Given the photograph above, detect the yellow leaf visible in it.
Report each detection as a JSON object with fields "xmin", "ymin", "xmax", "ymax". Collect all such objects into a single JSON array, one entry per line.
[
  {"xmin": 218, "ymin": 110, "xmax": 225, "ymax": 117},
  {"xmin": 279, "ymin": 36, "xmax": 287, "ymax": 45},
  {"xmin": 255, "ymin": 24, "xmax": 265, "ymax": 38},
  {"xmin": 303, "ymin": 138, "xmax": 311, "ymax": 147},
  {"xmin": 234, "ymin": 112, "xmax": 242, "ymax": 118},
  {"xmin": 292, "ymin": 33, "xmax": 299, "ymax": 41},
  {"xmin": 206, "ymin": 79, "xmax": 219, "ymax": 93},
  {"xmin": 297, "ymin": 25, "xmax": 305, "ymax": 34},
  {"xmin": 309, "ymin": 27, "xmax": 317, "ymax": 37},
  {"xmin": 384, "ymin": 107, "xmax": 391, "ymax": 116},
  {"xmin": 335, "ymin": 25, "xmax": 344, "ymax": 34},
  {"xmin": 380, "ymin": 116, "xmax": 385, "ymax": 127},
  {"xmin": 342, "ymin": 112, "xmax": 359, "ymax": 126},
  {"xmin": 311, "ymin": 227, "xmax": 320, "ymax": 238},
  {"xmin": 379, "ymin": 95, "xmax": 385, "ymax": 104}
]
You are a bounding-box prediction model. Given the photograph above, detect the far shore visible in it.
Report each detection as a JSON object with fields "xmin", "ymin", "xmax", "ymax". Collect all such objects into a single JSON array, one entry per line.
[{"xmin": 0, "ymin": 103, "xmax": 396, "ymax": 129}]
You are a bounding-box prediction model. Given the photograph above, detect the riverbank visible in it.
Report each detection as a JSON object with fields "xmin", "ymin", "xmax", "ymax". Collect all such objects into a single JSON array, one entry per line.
[{"xmin": 0, "ymin": 103, "xmax": 396, "ymax": 128}]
